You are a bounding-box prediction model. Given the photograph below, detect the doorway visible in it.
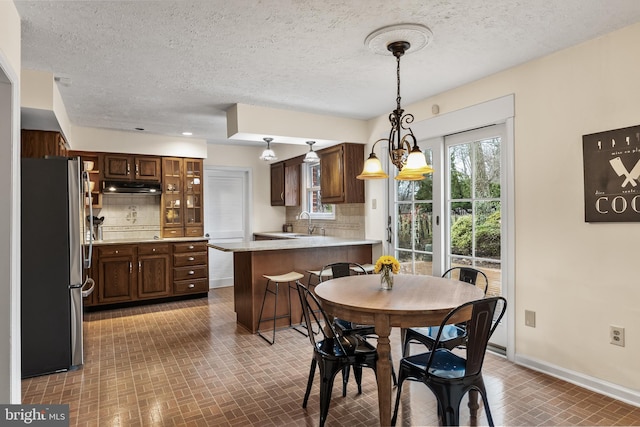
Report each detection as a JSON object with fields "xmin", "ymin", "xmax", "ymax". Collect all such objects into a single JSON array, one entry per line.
[
  {"xmin": 203, "ymin": 167, "xmax": 251, "ymax": 288},
  {"xmin": 1, "ymin": 51, "xmax": 21, "ymax": 402}
]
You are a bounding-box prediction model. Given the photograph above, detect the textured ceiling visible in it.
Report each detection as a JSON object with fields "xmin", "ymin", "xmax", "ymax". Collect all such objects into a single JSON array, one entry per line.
[{"xmin": 14, "ymin": 0, "xmax": 640, "ymax": 146}]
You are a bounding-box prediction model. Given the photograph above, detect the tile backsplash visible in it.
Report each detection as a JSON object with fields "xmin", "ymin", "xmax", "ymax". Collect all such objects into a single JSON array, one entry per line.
[
  {"xmin": 93, "ymin": 194, "xmax": 161, "ymax": 240},
  {"xmin": 285, "ymin": 203, "xmax": 365, "ymax": 239}
]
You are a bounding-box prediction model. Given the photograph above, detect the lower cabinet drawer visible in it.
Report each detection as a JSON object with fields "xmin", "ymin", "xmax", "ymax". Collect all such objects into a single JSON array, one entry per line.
[
  {"xmin": 174, "ymin": 252, "xmax": 208, "ymax": 267},
  {"xmin": 138, "ymin": 243, "xmax": 170, "ymax": 255},
  {"xmin": 174, "ymin": 279, "xmax": 209, "ymax": 294},
  {"xmin": 185, "ymin": 226, "xmax": 204, "ymax": 237},
  {"xmin": 173, "ymin": 241, "xmax": 207, "ymax": 253},
  {"xmin": 98, "ymin": 245, "xmax": 135, "ymax": 257},
  {"xmin": 163, "ymin": 228, "xmax": 185, "ymax": 238},
  {"xmin": 173, "ymin": 265, "xmax": 208, "ymax": 281}
]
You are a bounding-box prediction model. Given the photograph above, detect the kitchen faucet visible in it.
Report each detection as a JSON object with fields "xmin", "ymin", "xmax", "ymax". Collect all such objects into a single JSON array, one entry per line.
[{"xmin": 298, "ymin": 210, "xmax": 316, "ymax": 235}]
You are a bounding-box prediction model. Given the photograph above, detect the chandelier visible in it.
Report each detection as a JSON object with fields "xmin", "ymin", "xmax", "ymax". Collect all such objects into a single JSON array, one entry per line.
[{"xmin": 357, "ymin": 25, "xmax": 434, "ymax": 181}]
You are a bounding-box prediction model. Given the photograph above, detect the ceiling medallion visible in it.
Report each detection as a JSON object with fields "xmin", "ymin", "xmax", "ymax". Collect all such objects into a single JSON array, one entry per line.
[{"xmin": 365, "ymin": 23, "xmax": 433, "ymax": 56}]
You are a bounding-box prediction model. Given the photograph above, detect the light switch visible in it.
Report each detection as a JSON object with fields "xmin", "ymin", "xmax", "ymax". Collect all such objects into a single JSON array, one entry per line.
[{"xmin": 372, "ymin": 198, "xmax": 377, "ymax": 209}]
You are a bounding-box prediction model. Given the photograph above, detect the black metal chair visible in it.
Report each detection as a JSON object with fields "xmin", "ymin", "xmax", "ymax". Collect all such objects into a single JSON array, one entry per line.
[
  {"xmin": 392, "ymin": 296, "xmax": 507, "ymax": 426},
  {"xmin": 296, "ymin": 281, "xmax": 378, "ymax": 427},
  {"xmin": 318, "ymin": 263, "xmax": 376, "ymax": 336},
  {"xmin": 316, "ymin": 262, "xmax": 397, "ymax": 387},
  {"xmin": 299, "ymin": 262, "xmax": 368, "ymax": 336},
  {"xmin": 402, "ymin": 267, "xmax": 489, "ymax": 357}
]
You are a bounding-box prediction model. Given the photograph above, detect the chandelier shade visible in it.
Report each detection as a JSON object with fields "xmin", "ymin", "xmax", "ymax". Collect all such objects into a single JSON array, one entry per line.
[
  {"xmin": 303, "ymin": 140, "xmax": 319, "ymax": 163},
  {"xmin": 356, "ymin": 139, "xmax": 389, "ymax": 179},
  {"xmin": 259, "ymin": 137, "xmax": 277, "ymax": 161}
]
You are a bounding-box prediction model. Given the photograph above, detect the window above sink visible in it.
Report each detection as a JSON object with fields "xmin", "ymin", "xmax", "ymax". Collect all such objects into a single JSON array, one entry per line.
[{"xmin": 304, "ymin": 162, "xmax": 335, "ymax": 220}]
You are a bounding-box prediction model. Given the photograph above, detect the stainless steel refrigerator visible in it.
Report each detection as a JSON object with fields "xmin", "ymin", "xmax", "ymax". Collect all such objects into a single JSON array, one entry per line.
[{"xmin": 21, "ymin": 156, "xmax": 95, "ymax": 378}]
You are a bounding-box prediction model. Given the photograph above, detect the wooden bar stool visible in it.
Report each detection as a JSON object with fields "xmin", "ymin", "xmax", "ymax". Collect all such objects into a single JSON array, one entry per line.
[{"xmin": 257, "ymin": 271, "xmax": 304, "ymax": 345}]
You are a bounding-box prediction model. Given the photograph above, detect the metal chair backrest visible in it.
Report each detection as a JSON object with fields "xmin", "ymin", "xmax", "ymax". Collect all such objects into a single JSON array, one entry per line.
[
  {"xmin": 427, "ymin": 296, "xmax": 507, "ymax": 377},
  {"xmin": 319, "ymin": 262, "xmax": 366, "ymax": 282},
  {"xmin": 295, "ymin": 281, "xmax": 346, "ymax": 354},
  {"xmin": 442, "ymin": 266, "xmax": 489, "ymax": 295}
]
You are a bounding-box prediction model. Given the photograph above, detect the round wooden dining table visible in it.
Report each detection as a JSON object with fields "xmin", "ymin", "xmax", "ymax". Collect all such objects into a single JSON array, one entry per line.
[{"xmin": 314, "ymin": 273, "xmax": 485, "ymax": 427}]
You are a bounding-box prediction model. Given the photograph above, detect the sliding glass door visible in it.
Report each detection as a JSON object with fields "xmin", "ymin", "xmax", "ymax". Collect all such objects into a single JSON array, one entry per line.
[
  {"xmin": 445, "ymin": 126, "xmax": 504, "ymax": 301},
  {"xmin": 391, "ymin": 124, "xmax": 508, "ymax": 348},
  {"xmin": 393, "ymin": 139, "xmax": 441, "ymax": 276}
]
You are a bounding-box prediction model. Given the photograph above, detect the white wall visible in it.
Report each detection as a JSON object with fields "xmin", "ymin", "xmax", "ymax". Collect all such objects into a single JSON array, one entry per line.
[
  {"xmin": 363, "ymin": 22, "xmax": 640, "ymax": 399},
  {"xmin": 67, "ymin": 124, "xmax": 208, "ymax": 159},
  {"xmin": 204, "ymin": 142, "xmax": 308, "ymax": 234},
  {"xmin": 0, "ymin": 0, "xmax": 21, "ymax": 404}
]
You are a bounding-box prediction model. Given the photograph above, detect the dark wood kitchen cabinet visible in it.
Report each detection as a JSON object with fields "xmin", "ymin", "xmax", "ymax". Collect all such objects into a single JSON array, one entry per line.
[
  {"xmin": 318, "ymin": 143, "xmax": 364, "ymax": 204},
  {"xmin": 89, "ymin": 239, "xmax": 208, "ymax": 307},
  {"xmin": 21, "ymin": 130, "xmax": 68, "ymax": 158},
  {"xmin": 97, "ymin": 245, "xmax": 136, "ymax": 304},
  {"xmin": 172, "ymin": 241, "xmax": 209, "ymax": 295},
  {"xmin": 161, "ymin": 157, "xmax": 204, "ymax": 238},
  {"xmin": 270, "ymin": 162, "xmax": 285, "ymax": 205},
  {"xmin": 137, "ymin": 244, "xmax": 171, "ymax": 299},
  {"xmin": 69, "ymin": 150, "xmax": 103, "ymax": 208},
  {"xmin": 270, "ymin": 159, "xmax": 300, "ymax": 206},
  {"xmin": 104, "ymin": 154, "xmax": 161, "ymax": 182}
]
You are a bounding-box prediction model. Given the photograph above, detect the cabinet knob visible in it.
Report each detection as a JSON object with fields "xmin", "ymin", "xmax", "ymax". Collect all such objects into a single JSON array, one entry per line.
[
  {"xmin": 188, "ymin": 256, "xmax": 195, "ymax": 261},
  {"xmin": 115, "ymin": 250, "xmax": 119, "ymax": 254},
  {"xmin": 188, "ymin": 284, "xmax": 195, "ymax": 289},
  {"xmin": 152, "ymin": 248, "xmax": 156, "ymax": 252},
  {"xmin": 188, "ymin": 270, "xmax": 195, "ymax": 275},
  {"xmin": 188, "ymin": 245, "xmax": 194, "ymax": 249}
]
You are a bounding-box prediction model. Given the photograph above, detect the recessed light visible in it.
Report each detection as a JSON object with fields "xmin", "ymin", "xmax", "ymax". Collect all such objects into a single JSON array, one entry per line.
[{"xmin": 182, "ymin": 132, "xmax": 193, "ymax": 136}]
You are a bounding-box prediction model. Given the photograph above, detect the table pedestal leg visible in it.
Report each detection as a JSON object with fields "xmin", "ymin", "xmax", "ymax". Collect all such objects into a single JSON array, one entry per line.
[{"xmin": 374, "ymin": 314, "xmax": 392, "ymax": 427}]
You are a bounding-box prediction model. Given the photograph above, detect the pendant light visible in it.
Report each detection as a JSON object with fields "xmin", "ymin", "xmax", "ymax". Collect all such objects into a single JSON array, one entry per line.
[
  {"xmin": 357, "ymin": 24, "xmax": 435, "ymax": 181},
  {"xmin": 303, "ymin": 140, "xmax": 319, "ymax": 163},
  {"xmin": 259, "ymin": 137, "xmax": 277, "ymax": 161}
]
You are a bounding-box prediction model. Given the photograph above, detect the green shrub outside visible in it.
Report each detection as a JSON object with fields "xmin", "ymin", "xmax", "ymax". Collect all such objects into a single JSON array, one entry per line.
[{"xmin": 450, "ymin": 210, "xmax": 500, "ymax": 258}]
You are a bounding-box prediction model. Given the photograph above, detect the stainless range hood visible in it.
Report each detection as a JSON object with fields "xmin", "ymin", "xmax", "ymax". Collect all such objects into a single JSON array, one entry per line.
[{"xmin": 102, "ymin": 180, "xmax": 162, "ymax": 194}]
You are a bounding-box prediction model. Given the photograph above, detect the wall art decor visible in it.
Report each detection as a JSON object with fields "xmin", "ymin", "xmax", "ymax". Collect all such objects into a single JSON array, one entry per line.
[{"xmin": 583, "ymin": 124, "xmax": 640, "ymax": 222}]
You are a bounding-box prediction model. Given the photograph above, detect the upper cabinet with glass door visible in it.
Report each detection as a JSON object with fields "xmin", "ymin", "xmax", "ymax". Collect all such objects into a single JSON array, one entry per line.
[
  {"xmin": 184, "ymin": 158, "xmax": 204, "ymax": 237},
  {"xmin": 161, "ymin": 157, "xmax": 184, "ymax": 238}
]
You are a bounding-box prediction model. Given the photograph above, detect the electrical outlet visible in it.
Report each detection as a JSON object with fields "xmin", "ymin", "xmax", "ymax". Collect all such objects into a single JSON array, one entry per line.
[
  {"xmin": 610, "ymin": 325, "xmax": 625, "ymax": 347},
  {"xmin": 525, "ymin": 310, "xmax": 536, "ymax": 327}
]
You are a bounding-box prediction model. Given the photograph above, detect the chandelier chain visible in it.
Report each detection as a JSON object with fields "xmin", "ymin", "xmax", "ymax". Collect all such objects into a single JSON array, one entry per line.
[{"xmin": 396, "ymin": 54, "xmax": 402, "ymax": 111}]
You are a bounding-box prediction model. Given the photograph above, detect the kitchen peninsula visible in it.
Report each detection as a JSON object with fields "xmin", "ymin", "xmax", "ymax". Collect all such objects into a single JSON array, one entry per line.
[{"xmin": 209, "ymin": 235, "xmax": 382, "ymax": 333}]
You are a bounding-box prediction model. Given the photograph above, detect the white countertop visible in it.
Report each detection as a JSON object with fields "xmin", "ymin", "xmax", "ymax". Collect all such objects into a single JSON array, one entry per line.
[
  {"xmin": 91, "ymin": 236, "xmax": 208, "ymax": 246},
  {"xmin": 208, "ymin": 234, "xmax": 382, "ymax": 252}
]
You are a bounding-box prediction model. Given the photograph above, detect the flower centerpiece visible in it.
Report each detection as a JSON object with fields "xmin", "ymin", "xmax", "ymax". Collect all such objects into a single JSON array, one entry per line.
[{"xmin": 374, "ymin": 255, "xmax": 400, "ymax": 290}]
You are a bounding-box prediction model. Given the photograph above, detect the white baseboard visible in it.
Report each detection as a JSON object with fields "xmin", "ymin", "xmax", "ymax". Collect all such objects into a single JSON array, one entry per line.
[{"xmin": 515, "ymin": 354, "xmax": 640, "ymax": 408}]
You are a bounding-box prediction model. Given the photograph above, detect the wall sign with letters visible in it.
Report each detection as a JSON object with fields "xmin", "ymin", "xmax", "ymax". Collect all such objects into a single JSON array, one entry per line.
[{"xmin": 583, "ymin": 125, "xmax": 640, "ymax": 222}]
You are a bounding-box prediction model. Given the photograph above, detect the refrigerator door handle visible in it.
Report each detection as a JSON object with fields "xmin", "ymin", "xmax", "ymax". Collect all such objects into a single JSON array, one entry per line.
[
  {"xmin": 82, "ymin": 170, "xmax": 94, "ymax": 269},
  {"xmin": 81, "ymin": 277, "xmax": 95, "ymax": 297}
]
